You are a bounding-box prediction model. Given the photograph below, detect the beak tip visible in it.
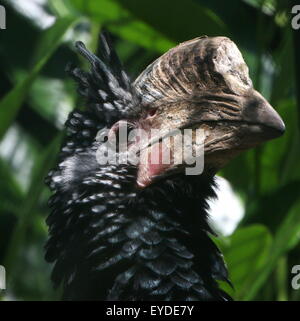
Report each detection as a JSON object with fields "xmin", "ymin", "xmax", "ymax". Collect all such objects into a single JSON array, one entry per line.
[
  {"xmin": 265, "ymin": 112, "xmax": 285, "ymax": 138},
  {"xmin": 276, "ymin": 119, "xmax": 286, "ymax": 136},
  {"xmin": 243, "ymin": 92, "xmax": 285, "ymax": 139}
]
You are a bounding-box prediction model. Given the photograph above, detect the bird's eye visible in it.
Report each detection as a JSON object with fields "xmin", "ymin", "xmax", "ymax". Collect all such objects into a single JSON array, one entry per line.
[{"xmin": 147, "ymin": 108, "xmax": 158, "ymax": 118}]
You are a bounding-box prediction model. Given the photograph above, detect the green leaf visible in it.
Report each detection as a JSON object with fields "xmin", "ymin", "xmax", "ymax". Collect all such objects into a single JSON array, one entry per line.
[
  {"xmin": 0, "ymin": 16, "xmax": 77, "ymax": 140},
  {"xmin": 215, "ymin": 225, "xmax": 272, "ymax": 300},
  {"xmin": 67, "ymin": 0, "xmax": 175, "ymax": 53},
  {"xmin": 3, "ymin": 134, "xmax": 63, "ymax": 282},
  {"xmin": 270, "ymin": 28, "xmax": 295, "ymax": 105},
  {"xmin": 0, "ymin": 157, "xmax": 24, "ymax": 212},
  {"xmin": 244, "ymin": 200, "xmax": 300, "ymax": 300},
  {"xmin": 48, "ymin": 0, "xmax": 78, "ymax": 18},
  {"xmin": 116, "ymin": 0, "xmax": 230, "ymax": 42},
  {"xmin": 242, "ymin": 180, "xmax": 300, "ymax": 233}
]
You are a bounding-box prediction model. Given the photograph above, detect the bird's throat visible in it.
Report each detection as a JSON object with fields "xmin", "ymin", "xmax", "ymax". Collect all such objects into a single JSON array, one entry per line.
[{"xmin": 137, "ymin": 140, "xmax": 172, "ymax": 188}]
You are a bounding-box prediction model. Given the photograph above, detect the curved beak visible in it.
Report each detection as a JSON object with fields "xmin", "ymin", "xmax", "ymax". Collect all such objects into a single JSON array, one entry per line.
[{"xmin": 242, "ymin": 90, "xmax": 285, "ymax": 140}]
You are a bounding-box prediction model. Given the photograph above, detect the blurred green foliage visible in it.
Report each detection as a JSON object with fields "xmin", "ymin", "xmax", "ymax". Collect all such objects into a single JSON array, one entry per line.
[{"xmin": 0, "ymin": 0, "xmax": 299, "ymax": 300}]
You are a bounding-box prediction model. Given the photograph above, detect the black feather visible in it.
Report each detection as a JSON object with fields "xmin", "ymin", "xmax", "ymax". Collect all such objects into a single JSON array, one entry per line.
[{"xmin": 45, "ymin": 31, "xmax": 232, "ymax": 301}]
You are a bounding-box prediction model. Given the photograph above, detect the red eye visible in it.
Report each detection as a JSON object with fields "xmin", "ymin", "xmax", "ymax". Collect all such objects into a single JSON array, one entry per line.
[{"xmin": 148, "ymin": 108, "xmax": 157, "ymax": 117}]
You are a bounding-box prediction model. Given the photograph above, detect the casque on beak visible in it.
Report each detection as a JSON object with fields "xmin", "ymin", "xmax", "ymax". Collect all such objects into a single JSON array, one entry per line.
[{"xmin": 132, "ymin": 36, "xmax": 285, "ymax": 187}]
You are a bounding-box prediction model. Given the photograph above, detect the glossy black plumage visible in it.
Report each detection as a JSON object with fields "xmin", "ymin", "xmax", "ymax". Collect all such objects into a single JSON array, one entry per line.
[{"xmin": 45, "ymin": 32, "xmax": 231, "ymax": 301}]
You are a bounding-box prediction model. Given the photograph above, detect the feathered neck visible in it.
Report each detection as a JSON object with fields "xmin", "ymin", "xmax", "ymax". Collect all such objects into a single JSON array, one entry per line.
[{"xmin": 46, "ymin": 163, "xmax": 231, "ymax": 300}]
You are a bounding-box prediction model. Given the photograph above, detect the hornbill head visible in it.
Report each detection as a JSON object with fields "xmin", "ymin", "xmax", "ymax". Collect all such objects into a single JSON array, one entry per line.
[
  {"xmin": 95, "ymin": 36, "xmax": 285, "ymax": 187},
  {"xmin": 46, "ymin": 32, "xmax": 285, "ymax": 301}
]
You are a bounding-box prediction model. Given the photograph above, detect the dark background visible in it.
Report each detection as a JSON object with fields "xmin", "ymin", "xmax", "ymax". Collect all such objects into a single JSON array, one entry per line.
[{"xmin": 0, "ymin": 0, "xmax": 300, "ymax": 300}]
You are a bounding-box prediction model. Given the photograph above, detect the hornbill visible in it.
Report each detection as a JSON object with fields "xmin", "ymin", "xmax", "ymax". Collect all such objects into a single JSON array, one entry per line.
[{"xmin": 45, "ymin": 32, "xmax": 285, "ymax": 300}]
